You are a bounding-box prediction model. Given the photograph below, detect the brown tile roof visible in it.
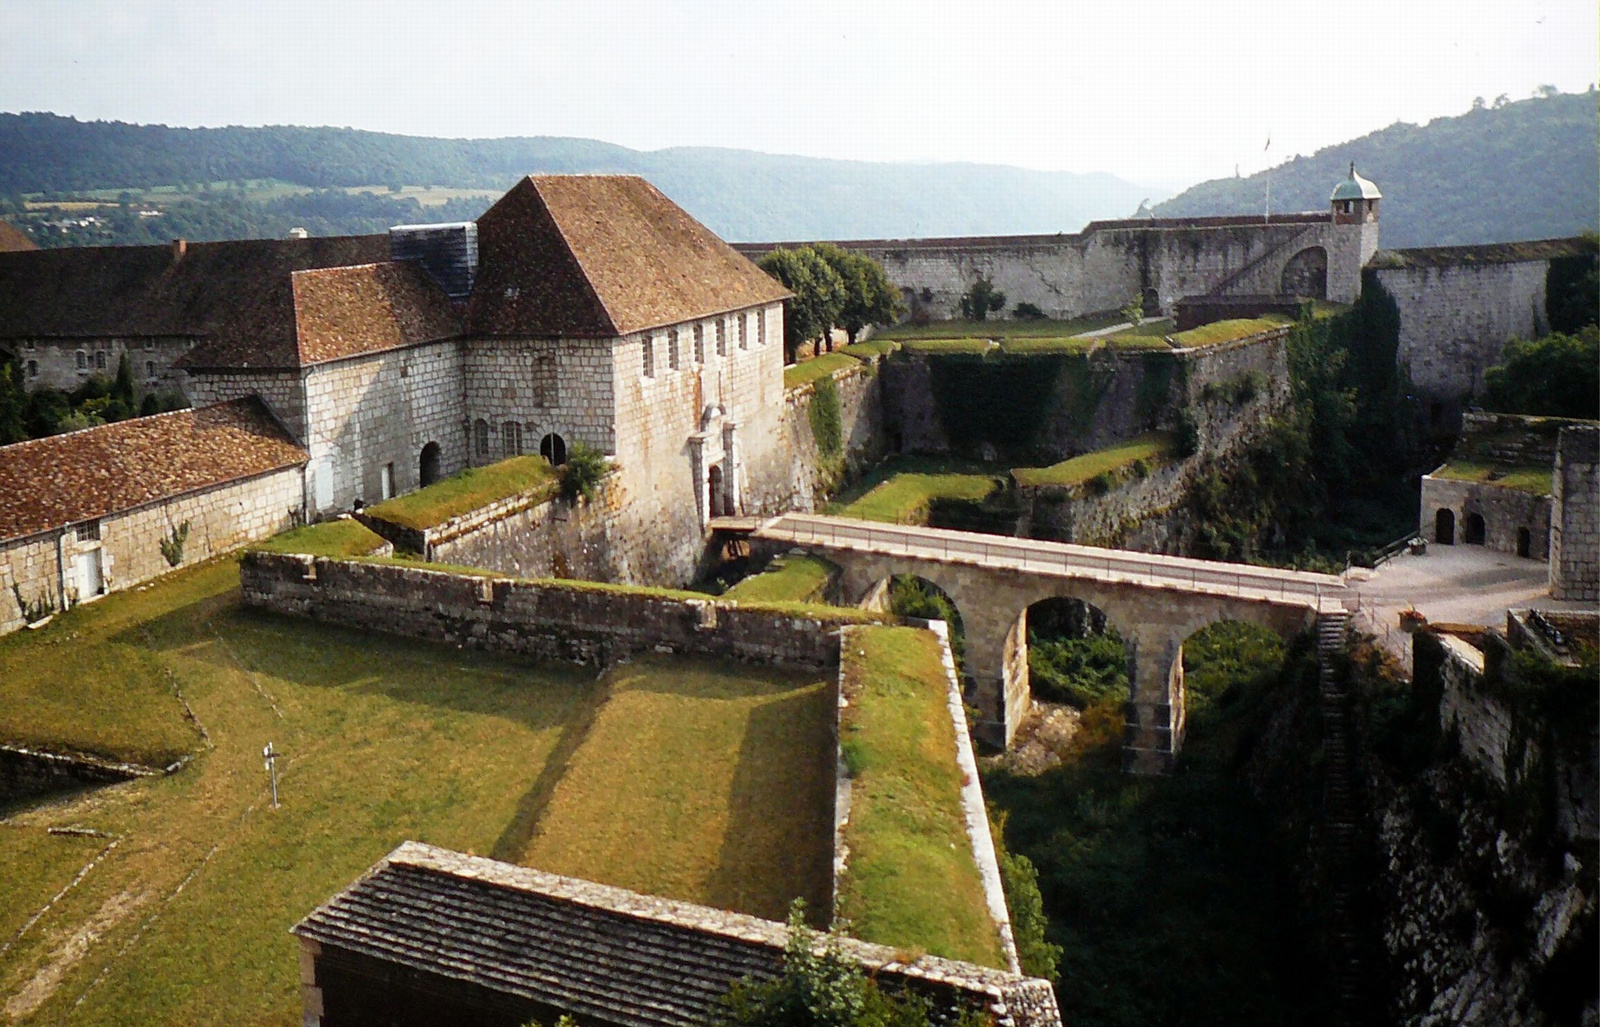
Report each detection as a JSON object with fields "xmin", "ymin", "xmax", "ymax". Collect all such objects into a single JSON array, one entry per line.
[
  {"xmin": 0, "ymin": 221, "xmax": 35, "ymax": 252},
  {"xmin": 0, "ymin": 398, "xmax": 306, "ymax": 542},
  {"xmin": 180, "ymin": 262, "xmax": 461, "ymax": 370},
  {"xmin": 470, "ymin": 176, "xmax": 791, "ymax": 338},
  {"xmin": 294, "ymin": 841, "xmax": 1061, "ymax": 1027},
  {"xmin": 0, "ymin": 234, "xmax": 387, "ymax": 340}
]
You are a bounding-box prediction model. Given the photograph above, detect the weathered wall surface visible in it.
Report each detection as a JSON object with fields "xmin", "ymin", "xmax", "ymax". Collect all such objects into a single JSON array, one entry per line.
[
  {"xmin": 240, "ymin": 552, "xmax": 849, "ymax": 670},
  {"xmin": 0, "ymin": 744, "xmax": 158, "ymax": 805},
  {"xmin": 1374, "ymin": 259, "xmax": 1550, "ymax": 406},
  {"xmin": 0, "ymin": 465, "xmax": 303, "ymax": 636},
  {"xmin": 1419, "ymin": 476, "xmax": 1552, "ymax": 558},
  {"xmin": 4, "ymin": 334, "xmax": 193, "ymax": 395},
  {"xmin": 757, "ymin": 358, "xmax": 890, "ymax": 513},
  {"xmin": 1550, "ymin": 424, "xmax": 1599, "ymax": 600}
]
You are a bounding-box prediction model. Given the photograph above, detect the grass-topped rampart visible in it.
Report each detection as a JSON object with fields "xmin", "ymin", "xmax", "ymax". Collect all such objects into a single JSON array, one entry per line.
[
  {"xmin": 783, "ymin": 351, "xmax": 863, "ymax": 389},
  {"xmin": 362, "ymin": 454, "xmax": 559, "ymax": 531},
  {"xmin": 247, "ymin": 518, "xmax": 388, "ymax": 558},
  {"xmin": 829, "ymin": 461, "xmax": 1001, "ymax": 524},
  {"xmin": 1169, "ymin": 315, "xmax": 1293, "ymax": 348},
  {"xmin": 1432, "ymin": 461, "xmax": 1553, "ymax": 495},
  {"xmin": 1012, "ymin": 432, "xmax": 1177, "ymax": 490},
  {"xmin": 836, "ymin": 625, "xmax": 1007, "ymax": 969},
  {"xmin": 723, "ymin": 554, "xmax": 838, "ymax": 603}
]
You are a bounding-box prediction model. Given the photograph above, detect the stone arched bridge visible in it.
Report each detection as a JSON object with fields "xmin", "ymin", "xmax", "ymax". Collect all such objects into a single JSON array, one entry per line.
[{"xmin": 740, "ymin": 514, "xmax": 1353, "ymax": 774}]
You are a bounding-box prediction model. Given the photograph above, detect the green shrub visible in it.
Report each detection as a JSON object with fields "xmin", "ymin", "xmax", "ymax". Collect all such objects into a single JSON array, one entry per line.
[
  {"xmin": 809, "ymin": 375, "xmax": 844, "ymax": 459},
  {"xmin": 559, "ymin": 442, "xmax": 608, "ymax": 502},
  {"xmin": 1013, "ymin": 302, "xmax": 1046, "ymax": 320},
  {"xmin": 990, "ymin": 810, "xmax": 1062, "ymax": 983},
  {"xmin": 159, "ymin": 521, "xmax": 190, "ymax": 567},
  {"xmin": 1027, "ymin": 631, "xmax": 1129, "ymax": 708},
  {"xmin": 1087, "ymin": 471, "xmax": 1115, "ymax": 495}
]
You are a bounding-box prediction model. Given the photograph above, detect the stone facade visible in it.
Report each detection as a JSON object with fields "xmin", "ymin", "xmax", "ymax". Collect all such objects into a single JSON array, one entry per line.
[
  {"xmin": 1419, "ymin": 476, "xmax": 1552, "ymax": 558},
  {"xmin": 1550, "ymin": 424, "xmax": 1599, "ymax": 600},
  {"xmin": 763, "ymin": 356, "xmax": 891, "ymax": 513},
  {"xmin": 3, "ymin": 334, "xmax": 192, "ymax": 395},
  {"xmin": 0, "ymin": 465, "xmax": 303, "ymax": 635}
]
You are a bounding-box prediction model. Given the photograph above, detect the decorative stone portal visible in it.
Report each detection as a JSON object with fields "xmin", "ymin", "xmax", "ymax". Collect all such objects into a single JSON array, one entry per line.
[{"xmin": 689, "ymin": 405, "xmax": 741, "ymax": 529}]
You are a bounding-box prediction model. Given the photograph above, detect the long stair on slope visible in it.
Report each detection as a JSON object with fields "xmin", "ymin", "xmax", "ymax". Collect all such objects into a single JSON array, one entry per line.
[
  {"xmin": 1317, "ymin": 611, "xmax": 1366, "ymax": 1023},
  {"xmin": 1202, "ymin": 224, "xmax": 1318, "ymax": 301}
]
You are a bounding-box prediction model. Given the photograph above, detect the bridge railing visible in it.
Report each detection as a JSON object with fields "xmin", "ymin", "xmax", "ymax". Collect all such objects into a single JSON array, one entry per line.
[{"xmin": 763, "ymin": 514, "xmax": 1351, "ymax": 611}]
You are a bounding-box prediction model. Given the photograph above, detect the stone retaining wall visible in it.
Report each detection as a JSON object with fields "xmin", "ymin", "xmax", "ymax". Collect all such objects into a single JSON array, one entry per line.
[
  {"xmin": 1551, "ymin": 424, "xmax": 1599, "ymax": 600},
  {"xmin": 0, "ymin": 744, "xmax": 160, "ymax": 805},
  {"xmin": 240, "ymin": 552, "xmax": 850, "ymax": 671}
]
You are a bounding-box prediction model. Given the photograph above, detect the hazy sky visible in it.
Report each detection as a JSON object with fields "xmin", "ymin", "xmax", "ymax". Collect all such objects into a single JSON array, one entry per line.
[{"xmin": 2, "ymin": 0, "xmax": 1594, "ymax": 190}]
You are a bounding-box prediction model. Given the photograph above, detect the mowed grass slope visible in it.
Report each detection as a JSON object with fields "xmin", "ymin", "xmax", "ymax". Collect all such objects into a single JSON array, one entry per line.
[
  {"xmin": 0, "ymin": 559, "xmax": 835, "ymax": 1024},
  {"xmin": 520, "ymin": 655, "xmax": 835, "ymax": 922},
  {"xmin": 836, "ymin": 627, "xmax": 1006, "ymax": 969}
]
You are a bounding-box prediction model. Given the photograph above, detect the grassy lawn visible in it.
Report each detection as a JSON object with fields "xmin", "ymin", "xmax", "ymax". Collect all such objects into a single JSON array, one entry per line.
[
  {"xmin": 248, "ymin": 519, "xmax": 388, "ymax": 558},
  {"xmin": 1169, "ymin": 315, "xmax": 1292, "ymax": 348},
  {"xmin": 0, "ymin": 562, "xmax": 836, "ymax": 1023},
  {"xmin": 783, "ymin": 351, "xmax": 862, "ymax": 390},
  {"xmin": 362, "ymin": 455, "xmax": 559, "ymax": 531},
  {"xmin": 0, "ymin": 826, "xmax": 107, "ymax": 945},
  {"xmin": 899, "ymin": 338, "xmax": 997, "ymax": 355},
  {"xmin": 996, "ymin": 336, "xmax": 1099, "ymax": 355},
  {"xmin": 876, "ymin": 313, "xmax": 1123, "ymax": 341},
  {"xmin": 1434, "ymin": 460, "xmax": 1553, "ymax": 495},
  {"xmin": 723, "ymin": 555, "xmax": 838, "ymax": 603},
  {"xmin": 839, "ymin": 338, "xmax": 901, "ymax": 358},
  {"xmin": 831, "ymin": 467, "xmax": 1000, "ymax": 525},
  {"xmin": 518, "ymin": 655, "xmax": 835, "ymax": 923},
  {"xmin": 836, "ymin": 626, "xmax": 1005, "ymax": 969},
  {"xmin": 1012, "ymin": 432, "xmax": 1177, "ymax": 489}
]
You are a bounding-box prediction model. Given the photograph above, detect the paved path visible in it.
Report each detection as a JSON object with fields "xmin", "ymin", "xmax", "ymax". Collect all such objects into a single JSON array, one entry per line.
[
  {"xmin": 1071, "ymin": 317, "xmax": 1173, "ymax": 340},
  {"xmin": 748, "ymin": 513, "xmax": 1351, "ymax": 614}
]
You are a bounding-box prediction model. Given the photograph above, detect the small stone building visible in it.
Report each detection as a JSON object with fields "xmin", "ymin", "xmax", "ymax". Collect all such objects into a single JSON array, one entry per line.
[
  {"xmin": 0, "ymin": 398, "xmax": 307, "ymax": 634},
  {"xmin": 1419, "ymin": 413, "xmax": 1573, "ymax": 558},
  {"xmin": 292, "ymin": 841, "xmax": 1061, "ymax": 1027}
]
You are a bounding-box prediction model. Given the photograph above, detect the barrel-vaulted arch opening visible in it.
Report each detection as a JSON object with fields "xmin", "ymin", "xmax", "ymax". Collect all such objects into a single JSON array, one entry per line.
[
  {"xmin": 1178, "ymin": 619, "xmax": 1294, "ymax": 738},
  {"xmin": 1017, "ymin": 597, "xmax": 1132, "ymax": 757},
  {"xmin": 880, "ymin": 573, "xmax": 967, "ymax": 666}
]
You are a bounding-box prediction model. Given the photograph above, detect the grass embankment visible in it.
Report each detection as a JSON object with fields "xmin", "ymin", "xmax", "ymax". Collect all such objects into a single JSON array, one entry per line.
[
  {"xmin": 1011, "ymin": 432, "xmax": 1177, "ymax": 490},
  {"xmin": 520, "ymin": 655, "xmax": 835, "ymax": 922},
  {"xmin": 875, "ymin": 313, "xmax": 1124, "ymax": 341},
  {"xmin": 784, "ymin": 351, "xmax": 863, "ymax": 389},
  {"xmin": 247, "ymin": 518, "xmax": 388, "ymax": 558},
  {"xmin": 839, "ymin": 337, "xmax": 901, "ymax": 358},
  {"xmin": 723, "ymin": 555, "xmax": 839, "ymax": 603},
  {"xmin": 836, "ymin": 626, "xmax": 1005, "ymax": 969},
  {"xmin": 829, "ymin": 458, "xmax": 1001, "ymax": 525},
  {"xmin": 1433, "ymin": 461, "xmax": 1553, "ymax": 495},
  {"xmin": 0, "ymin": 825, "xmax": 107, "ymax": 943},
  {"xmin": 362, "ymin": 454, "xmax": 559, "ymax": 530},
  {"xmin": 0, "ymin": 560, "xmax": 835, "ymax": 1023},
  {"xmin": 1169, "ymin": 315, "xmax": 1292, "ymax": 348}
]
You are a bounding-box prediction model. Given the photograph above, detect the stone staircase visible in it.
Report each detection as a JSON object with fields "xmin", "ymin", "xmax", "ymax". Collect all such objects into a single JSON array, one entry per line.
[
  {"xmin": 1204, "ymin": 224, "xmax": 1318, "ymax": 299},
  {"xmin": 1317, "ymin": 610, "xmax": 1366, "ymax": 1022}
]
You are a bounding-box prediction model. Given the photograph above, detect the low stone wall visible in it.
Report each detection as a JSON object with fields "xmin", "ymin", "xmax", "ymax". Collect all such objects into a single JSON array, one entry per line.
[
  {"xmin": 240, "ymin": 552, "xmax": 850, "ymax": 671},
  {"xmin": 0, "ymin": 744, "xmax": 161, "ymax": 806}
]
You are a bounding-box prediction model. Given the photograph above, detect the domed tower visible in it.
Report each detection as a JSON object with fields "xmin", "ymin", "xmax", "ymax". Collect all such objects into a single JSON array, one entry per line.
[{"xmin": 1324, "ymin": 162, "xmax": 1381, "ymax": 303}]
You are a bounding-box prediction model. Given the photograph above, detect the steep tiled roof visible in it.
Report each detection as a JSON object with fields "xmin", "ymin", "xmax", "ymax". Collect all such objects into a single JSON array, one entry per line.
[
  {"xmin": 470, "ymin": 176, "xmax": 791, "ymax": 337},
  {"xmin": 181, "ymin": 262, "xmax": 460, "ymax": 370},
  {"xmin": 0, "ymin": 399, "xmax": 306, "ymax": 543},
  {"xmin": 0, "ymin": 234, "xmax": 387, "ymax": 340},
  {"xmin": 0, "ymin": 221, "xmax": 35, "ymax": 253},
  {"xmin": 294, "ymin": 842, "xmax": 1061, "ymax": 1027}
]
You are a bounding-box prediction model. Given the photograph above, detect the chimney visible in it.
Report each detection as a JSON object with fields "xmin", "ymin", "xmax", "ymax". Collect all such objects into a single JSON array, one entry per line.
[
  {"xmin": 171, "ymin": 238, "xmax": 187, "ymax": 262},
  {"xmin": 388, "ymin": 222, "xmax": 478, "ymax": 299}
]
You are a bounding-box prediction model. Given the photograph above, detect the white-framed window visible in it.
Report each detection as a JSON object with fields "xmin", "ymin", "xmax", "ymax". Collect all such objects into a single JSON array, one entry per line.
[
  {"xmin": 474, "ymin": 418, "xmax": 490, "ymax": 457},
  {"xmin": 26, "ymin": 360, "xmax": 37, "ymax": 378},
  {"xmin": 24, "ymin": 339, "xmax": 33, "ymax": 350},
  {"xmin": 758, "ymin": 309, "xmax": 767, "ymax": 346},
  {"xmin": 642, "ymin": 333, "xmax": 655, "ymax": 377},
  {"xmin": 668, "ymin": 328, "xmax": 680, "ymax": 371},
  {"xmin": 75, "ymin": 350, "xmax": 87, "ymax": 370},
  {"xmin": 76, "ymin": 520, "xmax": 100, "ymax": 542},
  {"xmin": 740, "ymin": 314, "xmax": 749, "ymax": 349},
  {"xmin": 693, "ymin": 323, "xmax": 705, "ymax": 363},
  {"xmin": 714, "ymin": 319, "xmax": 726, "ymax": 356},
  {"xmin": 503, "ymin": 420, "xmax": 524, "ymax": 457},
  {"xmin": 95, "ymin": 351, "xmax": 106, "ymax": 370}
]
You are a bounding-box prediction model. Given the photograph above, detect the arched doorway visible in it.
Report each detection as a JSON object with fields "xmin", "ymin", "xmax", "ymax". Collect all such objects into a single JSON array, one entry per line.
[
  {"xmin": 1463, "ymin": 512, "xmax": 1486, "ymax": 545},
  {"xmin": 539, "ymin": 432, "xmax": 567, "ymax": 467},
  {"xmin": 1435, "ymin": 508, "xmax": 1455, "ymax": 544},
  {"xmin": 1517, "ymin": 527, "xmax": 1532, "ymax": 558},
  {"xmin": 419, "ymin": 442, "xmax": 442, "ymax": 487},
  {"xmin": 708, "ymin": 464, "xmax": 725, "ymax": 517},
  {"xmin": 1280, "ymin": 246, "xmax": 1329, "ymax": 299}
]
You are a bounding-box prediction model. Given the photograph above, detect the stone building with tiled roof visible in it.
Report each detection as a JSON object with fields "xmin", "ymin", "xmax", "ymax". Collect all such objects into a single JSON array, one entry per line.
[
  {"xmin": 0, "ymin": 398, "xmax": 306, "ymax": 633},
  {"xmin": 0, "ymin": 175, "xmax": 793, "ymax": 589},
  {"xmin": 293, "ymin": 841, "xmax": 1063, "ymax": 1027}
]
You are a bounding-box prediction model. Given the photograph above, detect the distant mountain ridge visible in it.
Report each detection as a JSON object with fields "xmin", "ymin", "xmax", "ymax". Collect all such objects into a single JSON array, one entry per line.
[
  {"xmin": 1154, "ymin": 91, "xmax": 1599, "ymax": 249},
  {"xmin": 0, "ymin": 113, "xmax": 1159, "ymax": 241}
]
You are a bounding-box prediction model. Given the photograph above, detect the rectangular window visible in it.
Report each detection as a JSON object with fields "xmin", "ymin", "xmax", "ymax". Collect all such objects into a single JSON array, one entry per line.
[
  {"xmin": 381, "ymin": 463, "xmax": 395, "ymax": 500},
  {"xmin": 739, "ymin": 315, "xmax": 749, "ymax": 349},
  {"xmin": 693, "ymin": 323, "xmax": 705, "ymax": 364},
  {"xmin": 76, "ymin": 520, "xmax": 100, "ymax": 542},
  {"xmin": 758, "ymin": 309, "xmax": 767, "ymax": 347},
  {"xmin": 535, "ymin": 354, "xmax": 558, "ymax": 407},
  {"xmin": 642, "ymin": 334, "xmax": 655, "ymax": 378},
  {"xmin": 145, "ymin": 361, "xmax": 155, "ymax": 378},
  {"xmin": 24, "ymin": 339, "xmax": 33, "ymax": 350},
  {"xmin": 95, "ymin": 351, "xmax": 106, "ymax": 370},
  {"xmin": 668, "ymin": 328, "xmax": 680, "ymax": 371},
  {"xmin": 503, "ymin": 420, "xmax": 523, "ymax": 457},
  {"xmin": 27, "ymin": 360, "xmax": 37, "ymax": 378},
  {"xmin": 474, "ymin": 418, "xmax": 490, "ymax": 457},
  {"xmin": 697, "ymin": 323, "xmax": 709, "ymax": 361},
  {"xmin": 716, "ymin": 319, "xmax": 727, "ymax": 356}
]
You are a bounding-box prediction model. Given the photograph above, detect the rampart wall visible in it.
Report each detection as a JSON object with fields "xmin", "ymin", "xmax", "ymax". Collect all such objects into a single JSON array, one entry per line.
[{"xmin": 1551, "ymin": 424, "xmax": 1599, "ymax": 600}]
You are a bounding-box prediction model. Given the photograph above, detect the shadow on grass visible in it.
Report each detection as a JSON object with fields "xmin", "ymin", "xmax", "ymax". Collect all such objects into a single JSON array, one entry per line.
[
  {"xmin": 489, "ymin": 674, "xmax": 612, "ymax": 863},
  {"xmin": 703, "ymin": 682, "xmax": 836, "ymax": 925}
]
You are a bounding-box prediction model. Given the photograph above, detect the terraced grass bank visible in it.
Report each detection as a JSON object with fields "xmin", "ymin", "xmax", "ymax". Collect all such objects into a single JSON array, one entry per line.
[
  {"xmin": 836, "ymin": 626, "xmax": 1007, "ymax": 969},
  {"xmin": 362, "ymin": 454, "xmax": 560, "ymax": 532},
  {"xmin": 0, "ymin": 558, "xmax": 836, "ymax": 1024}
]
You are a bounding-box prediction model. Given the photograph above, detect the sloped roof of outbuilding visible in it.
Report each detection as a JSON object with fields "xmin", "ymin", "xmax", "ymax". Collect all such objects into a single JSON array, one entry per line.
[
  {"xmin": 0, "ymin": 234, "xmax": 388, "ymax": 340},
  {"xmin": 293, "ymin": 841, "xmax": 1061, "ymax": 1027},
  {"xmin": 180, "ymin": 261, "xmax": 461, "ymax": 370},
  {"xmin": 469, "ymin": 175, "xmax": 791, "ymax": 338},
  {"xmin": 0, "ymin": 221, "xmax": 35, "ymax": 253},
  {"xmin": 0, "ymin": 398, "xmax": 307, "ymax": 543}
]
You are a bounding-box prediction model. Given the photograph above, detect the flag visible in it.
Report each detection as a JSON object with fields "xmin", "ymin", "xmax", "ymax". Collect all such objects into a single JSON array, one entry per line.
[{"xmin": 1264, "ymin": 132, "xmax": 1271, "ymax": 152}]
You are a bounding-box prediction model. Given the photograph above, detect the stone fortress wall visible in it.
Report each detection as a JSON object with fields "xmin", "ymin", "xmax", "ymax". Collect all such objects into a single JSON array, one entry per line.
[
  {"xmin": 1550, "ymin": 424, "xmax": 1599, "ymax": 600},
  {"xmin": 2, "ymin": 333, "xmax": 192, "ymax": 395}
]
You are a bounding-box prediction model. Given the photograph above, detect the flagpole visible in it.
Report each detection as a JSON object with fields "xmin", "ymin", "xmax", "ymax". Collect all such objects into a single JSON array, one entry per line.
[{"xmin": 1263, "ymin": 129, "xmax": 1272, "ymax": 223}]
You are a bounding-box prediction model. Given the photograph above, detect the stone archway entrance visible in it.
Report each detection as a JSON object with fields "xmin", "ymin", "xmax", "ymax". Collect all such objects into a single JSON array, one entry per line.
[
  {"xmin": 419, "ymin": 442, "xmax": 442, "ymax": 487},
  {"xmin": 1463, "ymin": 512, "xmax": 1486, "ymax": 545},
  {"xmin": 1435, "ymin": 508, "xmax": 1455, "ymax": 544},
  {"xmin": 708, "ymin": 464, "xmax": 725, "ymax": 517},
  {"xmin": 540, "ymin": 432, "xmax": 567, "ymax": 467}
]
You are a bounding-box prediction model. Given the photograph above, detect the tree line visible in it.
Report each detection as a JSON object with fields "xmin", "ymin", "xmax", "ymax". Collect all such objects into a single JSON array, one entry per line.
[{"xmin": 756, "ymin": 244, "xmax": 904, "ymax": 361}]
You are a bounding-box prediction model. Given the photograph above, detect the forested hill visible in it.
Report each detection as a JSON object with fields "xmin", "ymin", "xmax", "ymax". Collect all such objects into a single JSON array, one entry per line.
[
  {"xmin": 1155, "ymin": 91, "xmax": 1599, "ymax": 249},
  {"xmin": 0, "ymin": 113, "xmax": 1155, "ymax": 243}
]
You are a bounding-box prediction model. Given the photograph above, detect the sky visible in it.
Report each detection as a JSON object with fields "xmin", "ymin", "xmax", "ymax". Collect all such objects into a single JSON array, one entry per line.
[{"xmin": 1, "ymin": 0, "xmax": 1594, "ymax": 192}]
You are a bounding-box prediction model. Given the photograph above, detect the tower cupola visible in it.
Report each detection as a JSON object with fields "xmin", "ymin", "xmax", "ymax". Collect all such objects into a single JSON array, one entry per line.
[{"xmin": 1330, "ymin": 162, "xmax": 1380, "ymax": 224}]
